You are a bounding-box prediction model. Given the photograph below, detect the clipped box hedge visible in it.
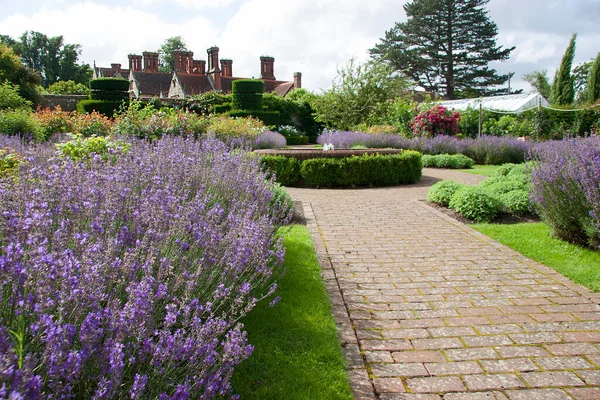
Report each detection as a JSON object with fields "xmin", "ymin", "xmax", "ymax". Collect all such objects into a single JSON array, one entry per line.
[
  {"xmin": 232, "ymin": 79, "xmax": 265, "ymax": 94},
  {"xmin": 76, "ymin": 100, "xmax": 123, "ymax": 118},
  {"xmin": 213, "ymin": 103, "xmax": 232, "ymax": 114},
  {"xmin": 90, "ymin": 90, "xmax": 129, "ymax": 102},
  {"xmin": 285, "ymin": 136, "xmax": 309, "ymax": 145},
  {"xmin": 232, "ymin": 93, "xmax": 263, "ymax": 111},
  {"xmin": 260, "ymin": 156, "xmax": 301, "ymax": 186},
  {"xmin": 90, "ymin": 78, "xmax": 130, "ymax": 91},
  {"xmin": 229, "ymin": 110, "xmax": 280, "ymax": 126}
]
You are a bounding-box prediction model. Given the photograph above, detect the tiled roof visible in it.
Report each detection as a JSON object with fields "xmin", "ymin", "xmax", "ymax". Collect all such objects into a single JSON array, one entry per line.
[
  {"xmin": 273, "ymin": 82, "xmax": 294, "ymax": 97},
  {"xmin": 132, "ymin": 71, "xmax": 172, "ymax": 97},
  {"xmin": 177, "ymin": 74, "xmax": 213, "ymax": 96},
  {"xmin": 97, "ymin": 67, "xmax": 130, "ymax": 80}
]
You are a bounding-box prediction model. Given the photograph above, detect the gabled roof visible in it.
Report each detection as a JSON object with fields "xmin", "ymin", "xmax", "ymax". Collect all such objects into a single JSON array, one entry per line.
[
  {"xmin": 95, "ymin": 67, "xmax": 130, "ymax": 80},
  {"xmin": 177, "ymin": 74, "xmax": 213, "ymax": 96},
  {"xmin": 131, "ymin": 71, "xmax": 172, "ymax": 97},
  {"xmin": 437, "ymin": 93, "xmax": 549, "ymax": 113},
  {"xmin": 273, "ymin": 82, "xmax": 294, "ymax": 97}
]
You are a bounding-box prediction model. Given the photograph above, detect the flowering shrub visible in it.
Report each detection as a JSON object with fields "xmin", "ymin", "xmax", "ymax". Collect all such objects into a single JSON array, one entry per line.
[
  {"xmin": 0, "ymin": 137, "xmax": 289, "ymax": 398},
  {"xmin": 421, "ymin": 154, "xmax": 474, "ymax": 169},
  {"xmin": 207, "ymin": 115, "xmax": 266, "ymax": 141},
  {"xmin": 365, "ymin": 124, "xmax": 400, "ymax": 135},
  {"xmin": 317, "ymin": 130, "xmax": 410, "ymax": 149},
  {"xmin": 530, "ymin": 137, "xmax": 600, "ymax": 248},
  {"xmin": 277, "ymin": 125, "xmax": 301, "ymax": 137},
  {"xmin": 71, "ymin": 110, "xmax": 113, "ymax": 137},
  {"xmin": 254, "ymin": 131, "xmax": 287, "ymax": 149},
  {"xmin": 410, "ymin": 105, "xmax": 461, "ymax": 137},
  {"xmin": 0, "ymin": 147, "xmax": 24, "ymax": 180},
  {"xmin": 32, "ymin": 106, "xmax": 76, "ymax": 139}
]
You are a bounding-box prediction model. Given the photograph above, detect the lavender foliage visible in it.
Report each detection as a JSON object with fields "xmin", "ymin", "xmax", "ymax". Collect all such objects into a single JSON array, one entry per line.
[
  {"xmin": 529, "ymin": 136, "xmax": 600, "ymax": 248},
  {"xmin": 254, "ymin": 131, "xmax": 287, "ymax": 149},
  {"xmin": 317, "ymin": 131, "xmax": 536, "ymax": 165},
  {"xmin": 0, "ymin": 136, "xmax": 289, "ymax": 398}
]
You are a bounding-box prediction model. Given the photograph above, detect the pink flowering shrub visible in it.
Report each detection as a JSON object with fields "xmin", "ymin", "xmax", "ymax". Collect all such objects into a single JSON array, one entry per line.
[{"xmin": 410, "ymin": 105, "xmax": 461, "ymax": 137}]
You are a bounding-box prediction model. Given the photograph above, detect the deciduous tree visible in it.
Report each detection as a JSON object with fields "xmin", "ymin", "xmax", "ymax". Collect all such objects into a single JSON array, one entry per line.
[{"xmin": 157, "ymin": 36, "xmax": 188, "ymax": 72}]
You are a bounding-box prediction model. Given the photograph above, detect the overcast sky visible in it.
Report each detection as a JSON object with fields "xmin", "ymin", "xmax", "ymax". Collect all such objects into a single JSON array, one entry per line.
[{"xmin": 1, "ymin": 0, "xmax": 599, "ymax": 94}]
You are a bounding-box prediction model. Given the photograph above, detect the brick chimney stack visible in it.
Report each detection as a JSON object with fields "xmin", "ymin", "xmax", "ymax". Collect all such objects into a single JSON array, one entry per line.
[
  {"xmin": 193, "ymin": 60, "xmax": 206, "ymax": 75},
  {"xmin": 111, "ymin": 63, "xmax": 122, "ymax": 71},
  {"xmin": 173, "ymin": 50, "xmax": 187, "ymax": 73},
  {"xmin": 185, "ymin": 51, "xmax": 194, "ymax": 74},
  {"xmin": 220, "ymin": 59, "xmax": 233, "ymax": 77},
  {"xmin": 128, "ymin": 54, "xmax": 142, "ymax": 72},
  {"xmin": 293, "ymin": 72, "xmax": 302, "ymax": 89},
  {"xmin": 207, "ymin": 46, "xmax": 221, "ymax": 90},
  {"xmin": 142, "ymin": 52, "xmax": 159, "ymax": 72},
  {"xmin": 260, "ymin": 56, "xmax": 275, "ymax": 80}
]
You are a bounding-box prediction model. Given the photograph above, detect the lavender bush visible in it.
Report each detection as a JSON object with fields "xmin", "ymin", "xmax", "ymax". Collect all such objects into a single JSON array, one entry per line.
[
  {"xmin": 316, "ymin": 130, "xmax": 535, "ymax": 165},
  {"xmin": 0, "ymin": 136, "xmax": 289, "ymax": 398},
  {"xmin": 254, "ymin": 131, "xmax": 287, "ymax": 149},
  {"xmin": 530, "ymin": 136, "xmax": 600, "ymax": 248}
]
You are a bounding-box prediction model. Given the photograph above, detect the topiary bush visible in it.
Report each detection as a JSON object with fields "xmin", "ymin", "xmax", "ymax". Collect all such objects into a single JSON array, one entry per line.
[
  {"xmin": 76, "ymin": 100, "xmax": 122, "ymax": 119},
  {"xmin": 260, "ymin": 155, "xmax": 301, "ymax": 186},
  {"xmin": 449, "ymin": 186, "xmax": 502, "ymax": 222},
  {"xmin": 285, "ymin": 136, "xmax": 309, "ymax": 145},
  {"xmin": 228, "ymin": 110, "xmax": 280, "ymax": 126},
  {"xmin": 421, "ymin": 153, "xmax": 474, "ymax": 169},
  {"xmin": 427, "ymin": 180, "xmax": 465, "ymax": 207},
  {"xmin": 499, "ymin": 190, "xmax": 532, "ymax": 215},
  {"xmin": 300, "ymin": 151, "xmax": 422, "ymax": 188}
]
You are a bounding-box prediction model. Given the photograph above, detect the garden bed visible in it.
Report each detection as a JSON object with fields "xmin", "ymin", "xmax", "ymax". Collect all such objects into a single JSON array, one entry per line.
[{"xmin": 254, "ymin": 148, "xmax": 403, "ymax": 160}]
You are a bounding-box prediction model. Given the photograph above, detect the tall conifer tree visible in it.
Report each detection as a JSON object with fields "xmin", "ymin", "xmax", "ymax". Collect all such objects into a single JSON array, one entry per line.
[
  {"xmin": 552, "ymin": 33, "xmax": 577, "ymax": 106},
  {"xmin": 587, "ymin": 52, "xmax": 600, "ymax": 103},
  {"xmin": 370, "ymin": 0, "xmax": 514, "ymax": 99}
]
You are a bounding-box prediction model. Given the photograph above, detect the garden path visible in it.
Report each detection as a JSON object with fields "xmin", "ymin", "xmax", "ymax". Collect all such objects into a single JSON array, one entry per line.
[{"xmin": 288, "ymin": 168, "xmax": 600, "ymax": 400}]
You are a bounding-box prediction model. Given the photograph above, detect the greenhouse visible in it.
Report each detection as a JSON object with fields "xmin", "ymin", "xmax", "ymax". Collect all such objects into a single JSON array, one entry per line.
[{"xmin": 437, "ymin": 93, "xmax": 550, "ymax": 113}]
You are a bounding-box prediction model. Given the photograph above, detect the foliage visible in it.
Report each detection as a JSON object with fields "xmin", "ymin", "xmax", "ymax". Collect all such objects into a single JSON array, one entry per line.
[
  {"xmin": 254, "ymin": 131, "xmax": 287, "ymax": 150},
  {"xmin": 0, "ymin": 147, "xmax": 25, "ymax": 180},
  {"xmin": 384, "ymin": 99, "xmax": 418, "ymax": 136},
  {"xmin": 586, "ymin": 52, "xmax": 600, "ymax": 103},
  {"xmin": 76, "ymin": 99, "xmax": 123, "ymax": 118},
  {"xmin": 449, "ymin": 186, "xmax": 502, "ymax": 222},
  {"xmin": 157, "ymin": 36, "xmax": 188, "ymax": 72},
  {"xmin": 263, "ymin": 91, "xmax": 323, "ymax": 136},
  {"xmin": 71, "ymin": 110, "xmax": 113, "ymax": 137},
  {"xmin": 370, "ymin": 0, "xmax": 514, "ymax": 99},
  {"xmin": 228, "ymin": 110, "xmax": 279, "ymax": 127},
  {"xmin": 410, "ymin": 105, "xmax": 461, "ymax": 137},
  {"xmin": 55, "ymin": 134, "xmax": 131, "ymax": 161},
  {"xmin": 13, "ymin": 31, "xmax": 91, "ymax": 86},
  {"xmin": 0, "ymin": 137, "xmax": 288, "ymax": 398},
  {"xmin": 0, "ymin": 44, "xmax": 41, "ymax": 102},
  {"xmin": 232, "ymin": 79, "xmax": 265, "ymax": 95},
  {"xmin": 530, "ymin": 137, "xmax": 600, "ymax": 248},
  {"xmin": 232, "ymin": 225, "xmax": 353, "ymax": 400},
  {"xmin": 44, "ymin": 80, "xmax": 90, "ymax": 96},
  {"xmin": 285, "ymin": 136, "xmax": 309, "ymax": 145},
  {"xmin": 472, "ymin": 222, "xmax": 600, "ymax": 292},
  {"xmin": 312, "ymin": 59, "xmax": 410, "ymax": 130},
  {"xmin": 461, "ymin": 136, "xmax": 531, "ymax": 165},
  {"xmin": 277, "ymin": 125, "xmax": 301, "ymax": 137},
  {"xmin": 31, "ymin": 106, "xmax": 75, "ymax": 138},
  {"xmin": 421, "ymin": 153, "xmax": 474, "ymax": 169},
  {"xmin": 260, "ymin": 156, "xmax": 301, "ymax": 186},
  {"xmin": 523, "ymin": 70, "xmax": 552, "ymax": 100},
  {"xmin": 482, "ymin": 115, "xmax": 535, "ymax": 137},
  {"xmin": 207, "ymin": 115, "xmax": 266, "ymax": 140},
  {"xmin": 551, "ymin": 33, "xmax": 577, "ymax": 105},
  {"xmin": 90, "ymin": 78, "xmax": 130, "ymax": 92},
  {"xmin": 0, "ymin": 81, "xmax": 32, "ymax": 110},
  {"xmin": 267, "ymin": 183, "xmax": 294, "ymax": 220},
  {"xmin": 427, "ymin": 180, "xmax": 465, "ymax": 207},
  {"xmin": 317, "ymin": 130, "xmax": 409, "ymax": 149},
  {"xmin": 499, "ymin": 190, "xmax": 531, "ymax": 215},
  {"xmin": 300, "ymin": 152, "xmax": 422, "ymax": 188},
  {"xmin": 0, "ymin": 108, "xmax": 42, "ymax": 140},
  {"xmin": 187, "ymin": 92, "xmax": 231, "ymax": 115}
]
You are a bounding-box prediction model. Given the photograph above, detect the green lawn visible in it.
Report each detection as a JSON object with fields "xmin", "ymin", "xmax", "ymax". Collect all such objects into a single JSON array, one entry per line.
[
  {"xmin": 458, "ymin": 164, "xmax": 501, "ymax": 176},
  {"xmin": 471, "ymin": 222, "xmax": 600, "ymax": 292},
  {"xmin": 231, "ymin": 225, "xmax": 353, "ymax": 400}
]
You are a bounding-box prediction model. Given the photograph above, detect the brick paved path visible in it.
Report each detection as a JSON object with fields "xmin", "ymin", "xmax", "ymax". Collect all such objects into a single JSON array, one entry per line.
[{"xmin": 288, "ymin": 168, "xmax": 600, "ymax": 400}]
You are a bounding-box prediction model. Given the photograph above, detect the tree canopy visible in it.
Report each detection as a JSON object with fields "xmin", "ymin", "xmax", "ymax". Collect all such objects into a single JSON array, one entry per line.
[
  {"xmin": 0, "ymin": 43, "xmax": 41, "ymax": 102},
  {"xmin": 551, "ymin": 33, "xmax": 577, "ymax": 106},
  {"xmin": 523, "ymin": 70, "xmax": 552, "ymax": 100},
  {"xmin": 157, "ymin": 36, "xmax": 188, "ymax": 72},
  {"xmin": 586, "ymin": 52, "xmax": 600, "ymax": 103},
  {"xmin": 370, "ymin": 0, "xmax": 514, "ymax": 100}
]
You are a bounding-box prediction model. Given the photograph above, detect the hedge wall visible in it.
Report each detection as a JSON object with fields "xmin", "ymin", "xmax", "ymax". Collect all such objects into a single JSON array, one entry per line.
[
  {"xmin": 90, "ymin": 78, "xmax": 130, "ymax": 91},
  {"xmin": 232, "ymin": 79, "xmax": 265, "ymax": 94},
  {"xmin": 285, "ymin": 136, "xmax": 309, "ymax": 145},
  {"xmin": 229, "ymin": 110, "xmax": 280, "ymax": 126},
  {"xmin": 76, "ymin": 100, "xmax": 122, "ymax": 118}
]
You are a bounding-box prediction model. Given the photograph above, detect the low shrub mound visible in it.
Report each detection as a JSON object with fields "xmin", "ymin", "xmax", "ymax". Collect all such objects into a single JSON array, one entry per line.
[
  {"xmin": 427, "ymin": 180, "xmax": 465, "ymax": 207},
  {"xmin": 260, "ymin": 155, "xmax": 301, "ymax": 186},
  {"xmin": 500, "ymin": 190, "xmax": 531, "ymax": 215},
  {"xmin": 300, "ymin": 152, "xmax": 422, "ymax": 188},
  {"xmin": 449, "ymin": 186, "xmax": 502, "ymax": 222},
  {"xmin": 421, "ymin": 153, "xmax": 474, "ymax": 169}
]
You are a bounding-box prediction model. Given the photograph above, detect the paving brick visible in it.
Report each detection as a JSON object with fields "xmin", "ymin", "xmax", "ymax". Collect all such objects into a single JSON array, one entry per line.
[
  {"xmin": 408, "ymin": 376, "xmax": 466, "ymax": 393},
  {"xmin": 445, "ymin": 317, "xmax": 491, "ymax": 326},
  {"xmin": 381, "ymin": 394, "xmax": 441, "ymax": 400},
  {"xmin": 576, "ymin": 369, "xmax": 600, "ymax": 385},
  {"xmin": 566, "ymin": 387, "xmax": 600, "ymax": 400},
  {"xmin": 505, "ymin": 389, "xmax": 572, "ymax": 400},
  {"xmin": 535, "ymin": 356, "xmax": 594, "ymax": 370},
  {"xmin": 360, "ymin": 339, "xmax": 413, "ymax": 351},
  {"xmin": 382, "ymin": 328, "xmax": 430, "ymax": 340},
  {"xmin": 463, "ymin": 335, "xmax": 514, "ymax": 347},
  {"xmin": 372, "ymin": 378, "xmax": 406, "ymax": 394},
  {"xmin": 428, "ymin": 327, "xmax": 477, "ymax": 338},
  {"xmin": 425, "ymin": 361, "xmax": 483, "ymax": 375},
  {"xmin": 371, "ymin": 363, "xmax": 429, "ymax": 378},
  {"xmin": 412, "ymin": 338, "xmax": 464, "ymax": 350},
  {"xmin": 494, "ymin": 346, "xmax": 551, "ymax": 358},
  {"xmin": 446, "ymin": 347, "xmax": 500, "ymax": 361},
  {"xmin": 444, "ymin": 393, "xmax": 508, "ymax": 400},
  {"xmin": 544, "ymin": 343, "xmax": 600, "ymax": 356},
  {"xmin": 463, "ymin": 374, "xmax": 525, "ymax": 390},
  {"xmin": 476, "ymin": 324, "xmax": 524, "ymax": 335},
  {"xmin": 458, "ymin": 307, "xmax": 503, "ymax": 316},
  {"xmin": 520, "ymin": 371, "xmax": 586, "ymax": 387},
  {"xmin": 560, "ymin": 331, "xmax": 600, "ymax": 343},
  {"xmin": 392, "ymin": 350, "xmax": 446, "ymax": 363},
  {"xmin": 509, "ymin": 332, "xmax": 562, "ymax": 345},
  {"xmin": 481, "ymin": 358, "xmax": 539, "ymax": 373},
  {"xmin": 364, "ymin": 351, "xmax": 394, "ymax": 363},
  {"xmin": 530, "ymin": 313, "xmax": 576, "ymax": 322}
]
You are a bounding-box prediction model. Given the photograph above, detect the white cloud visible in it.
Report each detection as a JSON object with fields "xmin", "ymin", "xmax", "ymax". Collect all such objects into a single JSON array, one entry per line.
[{"xmin": 132, "ymin": 0, "xmax": 235, "ymax": 9}]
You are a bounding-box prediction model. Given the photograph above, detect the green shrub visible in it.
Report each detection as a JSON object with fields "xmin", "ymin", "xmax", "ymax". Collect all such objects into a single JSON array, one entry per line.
[
  {"xmin": 0, "ymin": 109, "xmax": 42, "ymax": 140},
  {"xmin": 228, "ymin": 110, "xmax": 280, "ymax": 126},
  {"xmin": 449, "ymin": 186, "xmax": 502, "ymax": 222},
  {"xmin": 232, "ymin": 79, "xmax": 265, "ymax": 94},
  {"xmin": 213, "ymin": 103, "xmax": 232, "ymax": 114},
  {"xmin": 260, "ymin": 156, "xmax": 301, "ymax": 186},
  {"xmin": 232, "ymin": 93, "xmax": 263, "ymax": 111},
  {"xmin": 285, "ymin": 136, "xmax": 309, "ymax": 145},
  {"xmin": 484, "ymin": 179, "xmax": 529, "ymax": 196},
  {"xmin": 427, "ymin": 180, "xmax": 465, "ymax": 207},
  {"xmin": 421, "ymin": 153, "xmax": 474, "ymax": 169},
  {"xmin": 0, "ymin": 147, "xmax": 25, "ymax": 180},
  {"xmin": 494, "ymin": 163, "xmax": 527, "ymax": 178},
  {"xmin": 90, "ymin": 90, "xmax": 129, "ymax": 102},
  {"xmin": 268, "ymin": 182, "xmax": 294, "ymax": 223},
  {"xmin": 90, "ymin": 78, "xmax": 130, "ymax": 91},
  {"xmin": 56, "ymin": 134, "xmax": 130, "ymax": 162},
  {"xmin": 300, "ymin": 151, "xmax": 422, "ymax": 188},
  {"xmin": 0, "ymin": 81, "xmax": 32, "ymax": 110},
  {"xmin": 76, "ymin": 100, "xmax": 123, "ymax": 118},
  {"xmin": 499, "ymin": 190, "xmax": 531, "ymax": 215},
  {"xmin": 44, "ymin": 80, "xmax": 90, "ymax": 96}
]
